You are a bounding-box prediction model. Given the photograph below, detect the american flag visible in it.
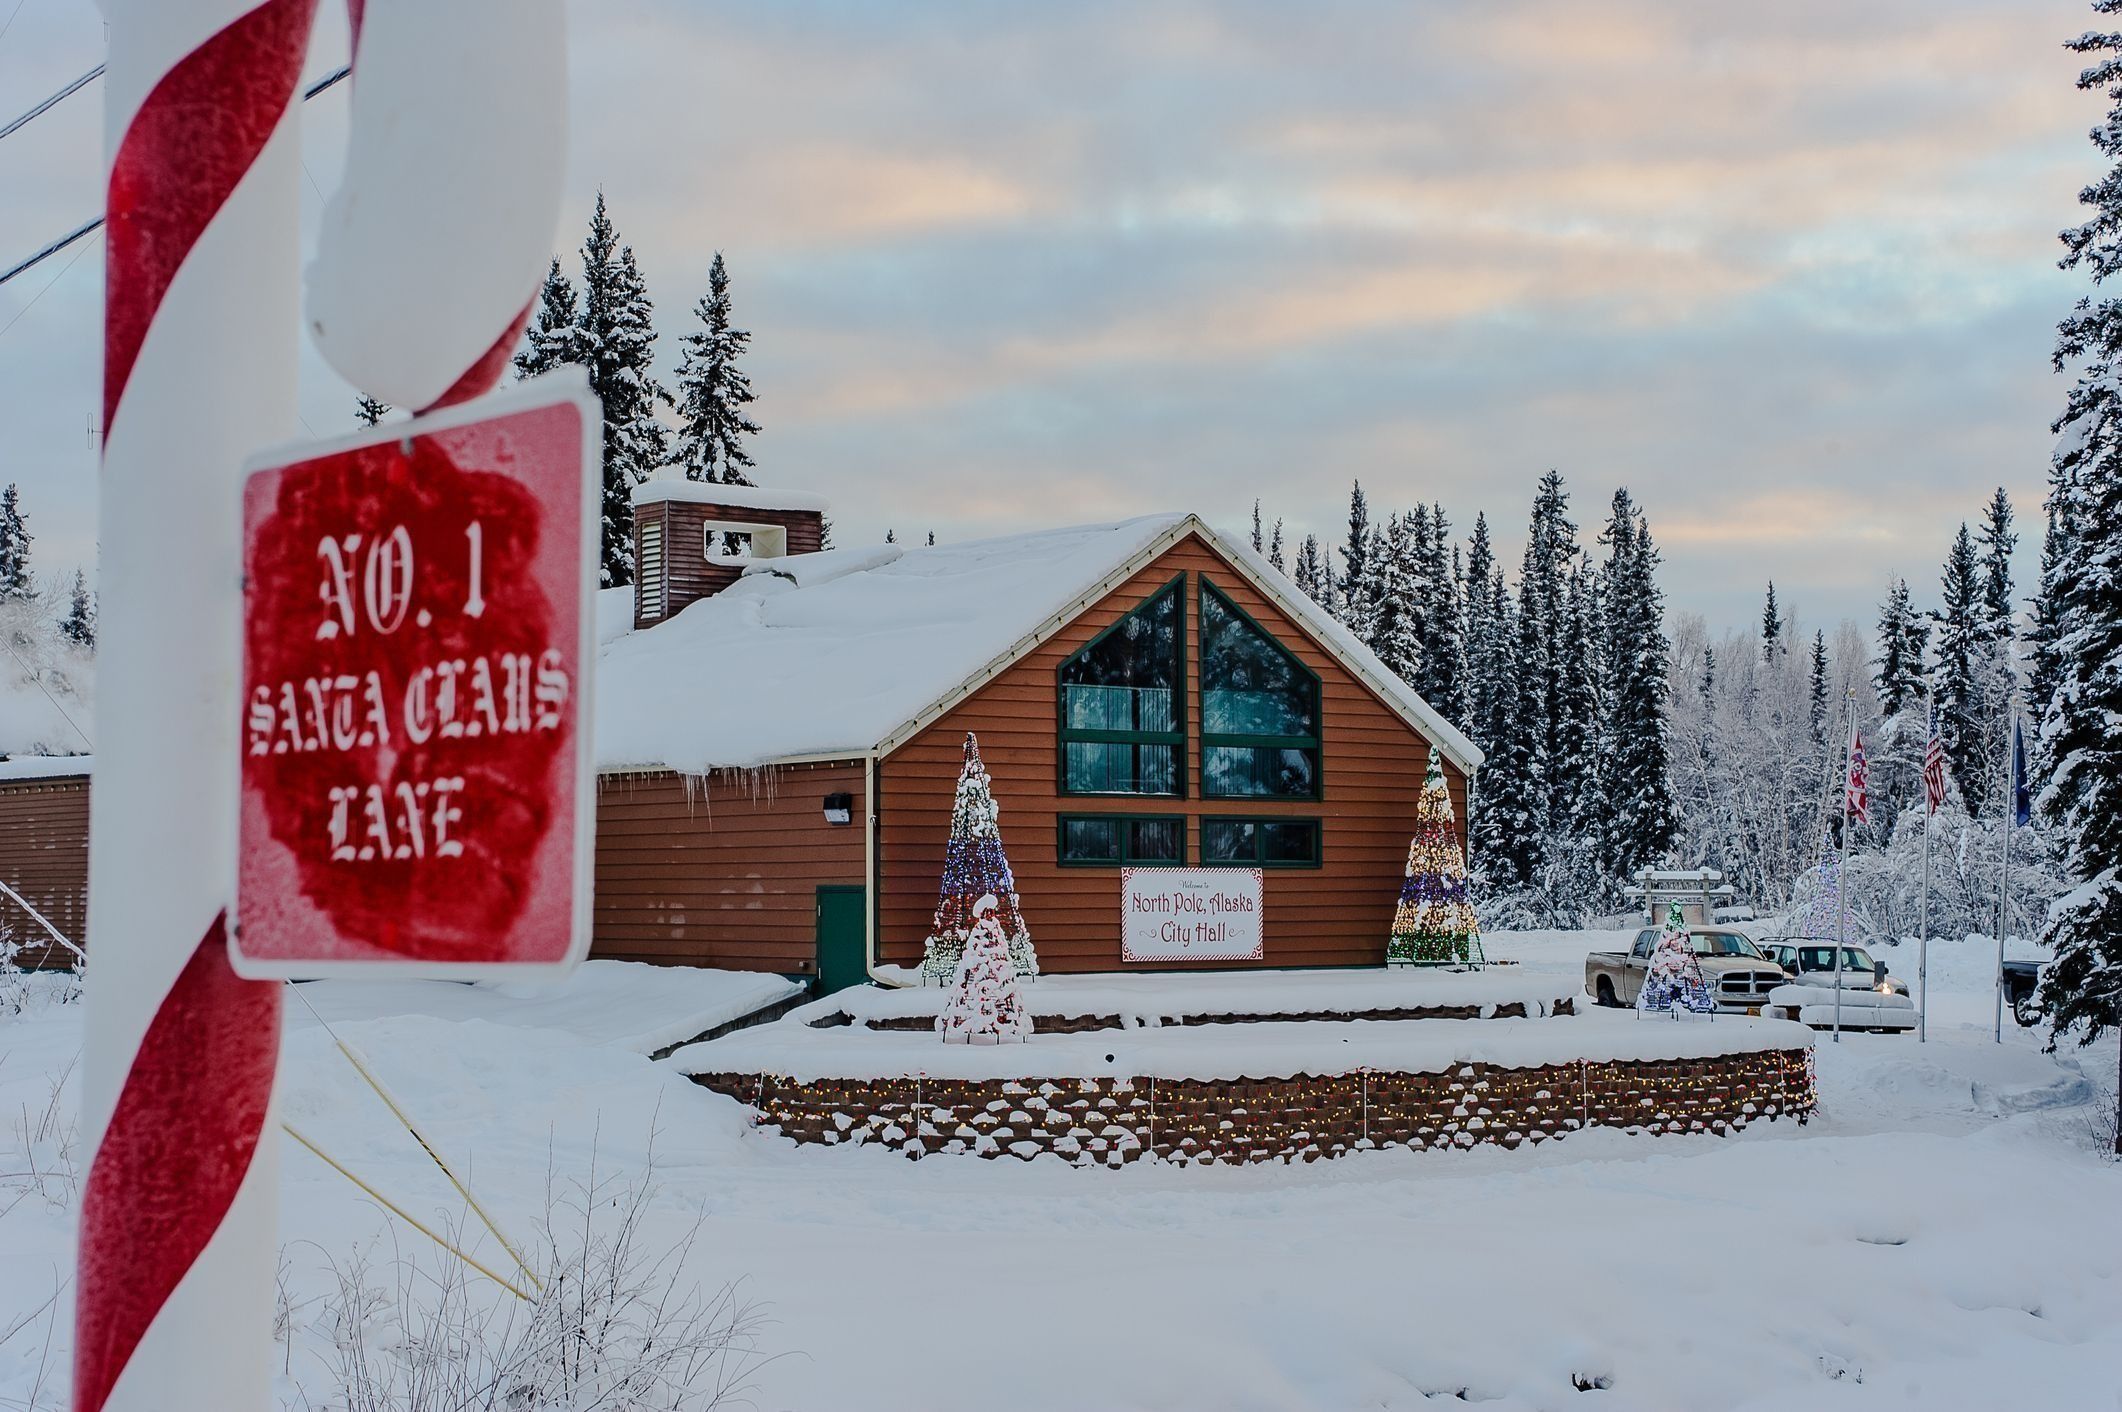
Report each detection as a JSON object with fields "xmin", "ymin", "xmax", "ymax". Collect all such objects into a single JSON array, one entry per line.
[
  {"xmin": 1923, "ymin": 704, "xmax": 1949, "ymax": 814},
  {"xmin": 1846, "ymin": 727, "xmax": 1871, "ymax": 825}
]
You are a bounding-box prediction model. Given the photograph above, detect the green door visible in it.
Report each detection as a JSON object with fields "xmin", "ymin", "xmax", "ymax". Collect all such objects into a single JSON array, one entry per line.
[{"xmin": 815, "ymin": 886, "xmax": 868, "ymax": 996}]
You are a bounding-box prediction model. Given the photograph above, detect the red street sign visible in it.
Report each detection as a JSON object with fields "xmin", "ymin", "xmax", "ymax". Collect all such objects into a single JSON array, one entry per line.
[{"xmin": 232, "ymin": 376, "xmax": 598, "ymax": 978}]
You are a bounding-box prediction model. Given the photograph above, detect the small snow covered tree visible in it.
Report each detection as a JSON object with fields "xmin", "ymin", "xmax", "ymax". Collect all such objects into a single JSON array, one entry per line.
[
  {"xmin": 1267, "ymin": 518, "xmax": 1285, "ymax": 573},
  {"xmin": 937, "ymin": 896, "xmax": 1033, "ymax": 1044},
  {"xmin": 2027, "ymin": 505, "xmax": 2070, "ymax": 722},
  {"xmin": 1977, "ymin": 487, "xmax": 2018, "ymax": 642},
  {"xmin": 60, "ymin": 569, "xmax": 94, "ymax": 648},
  {"xmin": 1638, "ymin": 900, "xmax": 1713, "ymax": 1016},
  {"xmin": 2039, "ymin": 5, "xmax": 2122, "ymax": 1055},
  {"xmin": 670, "ymin": 252, "xmax": 762, "ymax": 487},
  {"xmin": 1807, "ymin": 630, "xmax": 1829, "ymax": 747},
  {"xmin": 1935, "ymin": 523, "xmax": 1989, "ymax": 814},
  {"xmin": 1367, "ymin": 511, "xmax": 1419, "ymax": 683},
  {"xmin": 1337, "ymin": 481, "xmax": 1373, "ymax": 634},
  {"xmin": 515, "ymin": 256, "xmax": 591, "ymax": 380},
  {"xmin": 1293, "ymin": 532, "xmax": 1329, "ymax": 607},
  {"xmin": 922, "ymin": 733, "xmax": 1036, "ymax": 981},
  {"xmin": 1760, "ymin": 582, "xmax": 1784, "ymax": 662},
  {"xmin": 1873, "ymin": 576, "xmax": 1929, "ymax": 720},
  {"xmin": 1387, "ymin": 753, "xmax": 1483, "ymax": 966},
  {"xmin": 0, "ymin": 485, "xmax": 32, "ymax": 602},
  {"xmin": 354, "ymin": 394, "xmax": 389, "ymax": 427},
  {"xmin": 1251, "ymin": 499, "xmax": 1264, "ymax": 553}
]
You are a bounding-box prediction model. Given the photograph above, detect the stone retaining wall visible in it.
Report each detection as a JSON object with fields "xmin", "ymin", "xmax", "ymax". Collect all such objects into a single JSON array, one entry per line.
[{"xmin": 693, "ymin": 1047, "xmax": 1814, "ymax": 1166}]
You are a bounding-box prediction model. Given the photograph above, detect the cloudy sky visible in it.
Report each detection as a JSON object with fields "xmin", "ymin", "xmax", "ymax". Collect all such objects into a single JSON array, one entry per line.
[{"xmin": 0, "ymin": 0, "xmax": 2104, "ymax": 633}]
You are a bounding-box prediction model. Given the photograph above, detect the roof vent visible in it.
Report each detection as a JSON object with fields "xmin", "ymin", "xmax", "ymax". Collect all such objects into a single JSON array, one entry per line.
[{"xmin": 631, "ymin": 481, "xmax": 829, "ymax": 629}]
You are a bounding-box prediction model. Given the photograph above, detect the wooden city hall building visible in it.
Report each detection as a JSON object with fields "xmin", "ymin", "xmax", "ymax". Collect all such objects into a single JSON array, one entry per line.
[{"xmin": 0, "ymin": 483, "xmax": 1480, "ymax": 990}]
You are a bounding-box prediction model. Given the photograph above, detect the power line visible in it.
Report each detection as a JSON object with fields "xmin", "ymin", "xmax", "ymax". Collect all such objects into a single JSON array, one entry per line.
[
  {"xmin": 0, "ymin": 63, "xmax": 349, "ymax": 291},
  {"xmin": 0, "ymin": 62, "xmax": 102, "ymax": 146},
  {"xmin": 0, "ymin": 227, "xmax": 96, "ymax": 345}
]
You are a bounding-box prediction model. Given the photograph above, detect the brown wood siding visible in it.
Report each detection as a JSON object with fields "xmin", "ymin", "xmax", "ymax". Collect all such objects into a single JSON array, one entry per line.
[
  {"xmin": 877, "ymin": 534, "xmax": 1468, "ymax": 972},
  {"xmin": 633, "ymin": 500, "xmax": 827, "ymax": 629},
  {"xmin": 592, "ymin": 761, "xmax": 864, "ymax": 973},
  {"xmin": 0, "ymin": 777, "xmax": 89, "ymax": 968}
]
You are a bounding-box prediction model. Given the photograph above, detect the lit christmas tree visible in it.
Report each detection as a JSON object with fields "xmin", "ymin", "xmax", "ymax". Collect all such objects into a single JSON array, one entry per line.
[
  {"xmin": 1387, "ymin": 753, "xmax": 1484, "ymax": 967},
  {"xmin": 922, "ymin": 732, "xmax": 1037, "ymax": 982},
  {"xmin": 1788, "ymin": 830, "xmax": 1844, "ymax": 940},
  {"xmin": 937, "ymin": 896, "xmax": 1033, "ymax": 1044},
  {"xmin": 1638, "ymin": 899, "xmax": 1714, "ymax": 1016}
]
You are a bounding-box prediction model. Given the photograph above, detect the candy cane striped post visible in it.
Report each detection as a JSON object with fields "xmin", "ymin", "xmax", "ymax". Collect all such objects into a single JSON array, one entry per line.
[{"xmin": 77, "ymin": 4, "xmax": 317, "ymax": 1409}]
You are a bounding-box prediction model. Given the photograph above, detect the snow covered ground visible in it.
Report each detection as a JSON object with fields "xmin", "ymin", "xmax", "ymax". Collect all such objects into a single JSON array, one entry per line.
[{"xmin": 3, "ymin": 932, "xmax": 2117, "ymax": 1410}]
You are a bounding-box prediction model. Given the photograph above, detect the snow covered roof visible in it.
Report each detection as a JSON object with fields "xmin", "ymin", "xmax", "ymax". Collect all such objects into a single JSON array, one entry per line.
[
  {"xmin": 630, "ymin": 479, "xmax": 830, "ymax": 513},
  {"xmin": 595, "ymin": 512, "xmax": 1483, "ymax": 776},
  {"xmin": 0, "ymin": 754, "xmax": 91, "ymax": 782}
]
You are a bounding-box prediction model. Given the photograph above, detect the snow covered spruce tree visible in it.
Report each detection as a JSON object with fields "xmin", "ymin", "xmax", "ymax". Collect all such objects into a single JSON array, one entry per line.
[
  {"xmin": 0, "ymin": 484, "xmax": 32, "ymax": 601},
  {"xmin": 923, "ymin": 733, "xmax": 1037, "ymax": 982},
  {"xmin": 1367, "ymin": 511, "xmax": 1419, "ymax": 684},
  {"xmin": 1594, "ymin": 489, "xmax": 1678, "ymax": 885},
  {"xmin": 1873, "ymin": 576, "xmax": 1929, "ymax": 719},
  {"xmin": 670, "ymin": 252, "xmax": 762, "ymax": 487},
  {"xmin": 1293, "ymin": 532, "xmax": 1331, "ymax": 609},
  {"xmin": 518, "ymin": 197, "xmax": 671, "ymax": 586},
  {"xmin": 1387, "ymin": 752, "xmax": 1483, "ymax": 966},
  {"xmin": 1337, "ymin": 481, "xmax": 1373, "ymax": 637},
  {"xmin": 937, "ymin": 896, "xmax": 1033, "ymax": 1044},
  {"xmin": 1639, "ymin": 900, "xmax": 1713, "ymax": 1016},
  {"xmin": 61, "ymin": 569, "xmax": 95, "ymax": 648},
  {"xmin": 515, "ymin": 256, "xmax": 593, "ymax": 379},
  {"xmin": 1934, "ymin": 522, "xmax": 1990, "ymax": 814},
  {"xmin": 2038, "ymin": 7, "xmax": 2122, "ymax": 1052}
]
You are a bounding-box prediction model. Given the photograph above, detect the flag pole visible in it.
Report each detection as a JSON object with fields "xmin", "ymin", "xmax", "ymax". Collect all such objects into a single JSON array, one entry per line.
[
  {"xmin": 1994, "ymin": 714, "xmax": 2012, "ymax": 1044},
  {"xmin": 1919, "ymin": 685, "xmax": 1932, "ymax": 1044},
  {"xmin": 1835, "ymin": 688, "xmax": 1853, "ymax": 1042}
]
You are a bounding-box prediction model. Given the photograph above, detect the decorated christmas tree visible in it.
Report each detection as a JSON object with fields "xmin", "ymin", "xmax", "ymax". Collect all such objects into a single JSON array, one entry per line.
[
  {"xmin": 922, "ymin": 733, "xmax": 1037, "ymax": 982},
  {"xmin": 1387, "ymin": 753, "xmax": 1483, "ymax": 966},
  {"xmin": 1788, "ymin": 830, "xmax": 1856, "ymax": 942},
  {"xmin": 937, "ymin": 895, "xmax": 1033, "ymax": 1044},
  {"xmin": 1638, "ymin": 899, "xmax": 1715, "ymax": 1016}
]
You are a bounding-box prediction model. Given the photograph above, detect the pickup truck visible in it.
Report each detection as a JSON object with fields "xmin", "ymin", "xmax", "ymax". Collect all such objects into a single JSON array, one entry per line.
[
  {"xmin": 1585, "ymin": 927, "xmax": 1789, "ymax": 1012},
  {"xmin": 2002, "ymin": 959, "xmax": 2044, "ymax": 1028}
]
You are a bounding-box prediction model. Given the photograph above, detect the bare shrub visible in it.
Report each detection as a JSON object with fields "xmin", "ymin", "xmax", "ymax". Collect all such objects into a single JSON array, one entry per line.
[
  {"xmin": 293, "ymin": 1148, "xmax": 772, "ymax": 1411},
  {"xmin": 0, "ymin": 1058, "xmax": 77, "ymax": 1222}
]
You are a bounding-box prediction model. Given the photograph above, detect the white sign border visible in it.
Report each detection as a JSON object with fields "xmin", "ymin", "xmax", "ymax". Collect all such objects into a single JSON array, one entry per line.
[
  {"xmin": 227, "ymin": 368, "xmax": 600, "ymax": 981},
  {"xmin": 1119, "ymin": 865, "xmax": 1266, "ymax": 964}
]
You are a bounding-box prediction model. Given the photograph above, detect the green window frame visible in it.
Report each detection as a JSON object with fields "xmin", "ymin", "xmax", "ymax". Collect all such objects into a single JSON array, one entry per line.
[
  {"xmin": 1198, "ymin": 577, "xmax": 1322, "ymax": 800},
  {"xmin": 1201, "ymin": 816, "xmax": 1323, "ymax": 868},
  {"xmin": 1057, "ymin": 814, "xmax": 1188, "ymax": 867},
  {"xmin": 1058, "ymin": 574, "xmax": 1187, "ymax": 797}
]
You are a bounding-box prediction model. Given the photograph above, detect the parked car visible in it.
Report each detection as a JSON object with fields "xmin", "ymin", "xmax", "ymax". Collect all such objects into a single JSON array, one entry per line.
[
  {"xmin": 2002, "ymin": 959, "xmax": 2044, "ymax": 1028},
  {"xmin": 1758, "ymin": 940, "xmax": 1907, "ymax": 996},
  {"xmin": 1585, "ymin": 927, "xmax": 1789, "ymax": 1012}
]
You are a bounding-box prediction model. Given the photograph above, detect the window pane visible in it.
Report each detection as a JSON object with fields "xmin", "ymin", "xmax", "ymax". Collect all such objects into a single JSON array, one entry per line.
[
  {"xmin": 1061, "ymin": 583, "xmax": 1179, "ymax": 733},
  {"xmin": 1061, "ymin": 817, "xmax": 1120, "ymax": 862},
  {"xmin": 1204, "ymin": 745, "xmax": 1317, "ymax": 798},
  {"xmin": 1261, "ymin": 821, "xmax": 1317, "ymax": 864},
  {"xmin": 1202, "ymin": 590, "xmax": 1315, "ymax": 737},
  {"xmin": 1128, "ymin": 818, "xmax": 1182, "ymax": 862},
  {"xmin": 1065, "ymin": 741, "xmax": 1177, "ymax": 795},
  {"xmin": 1202, "ymin": 818, "xmax": 1255, "ymax": 863}
]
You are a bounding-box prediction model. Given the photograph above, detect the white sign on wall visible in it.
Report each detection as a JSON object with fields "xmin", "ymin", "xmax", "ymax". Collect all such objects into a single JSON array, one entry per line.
[{"xmin": 1121, "ymin": 867, "xmax": 1264, "ymax": 962}]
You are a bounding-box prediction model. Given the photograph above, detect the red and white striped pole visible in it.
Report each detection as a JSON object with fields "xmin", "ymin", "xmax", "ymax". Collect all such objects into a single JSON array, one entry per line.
[
  {"xmin": 79, "ymin": 4, "xmax": 567, "ymax": 1406},
  {"xmin": 78, "ymin": 4, "xmax": 317, "ymax": 1410}
]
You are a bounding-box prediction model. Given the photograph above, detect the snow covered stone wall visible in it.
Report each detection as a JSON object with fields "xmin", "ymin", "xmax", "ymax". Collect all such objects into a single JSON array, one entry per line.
[{"xmin": 693, "ymin": 1047, "xmax": 1814, "ymax": 1166}]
